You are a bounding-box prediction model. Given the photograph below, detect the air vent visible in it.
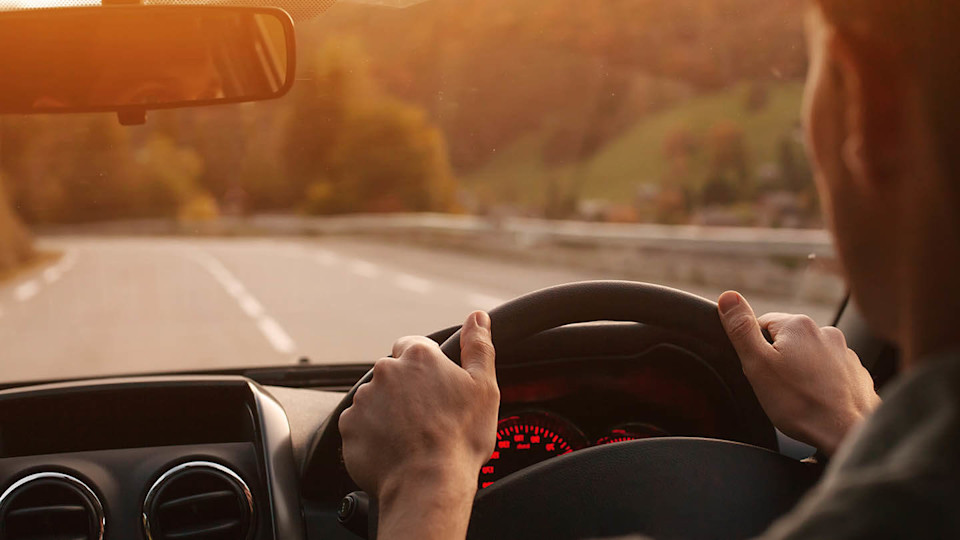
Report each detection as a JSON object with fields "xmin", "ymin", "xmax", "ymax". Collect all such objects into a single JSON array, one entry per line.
[
  {"xmin": 143, "ymin": 461, "xmax": 254, "ymax": 540},
  {"xmin": 0, "ymin": 472, "xmax": 105, "ymax": 540}
]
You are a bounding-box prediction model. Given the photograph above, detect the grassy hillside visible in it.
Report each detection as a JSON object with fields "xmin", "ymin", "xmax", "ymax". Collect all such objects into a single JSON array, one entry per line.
[{"xmin": 466, "ymin": 81, "xmax": 805, "ymax": 207}]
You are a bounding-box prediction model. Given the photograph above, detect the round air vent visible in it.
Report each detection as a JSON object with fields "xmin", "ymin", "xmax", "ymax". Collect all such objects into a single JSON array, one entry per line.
[
  {"xmin": 143, "ymin": 461, "xmax": 254, "ymax": 540},
  {"xmin": 0, "ymin": 472, "xmax": 105, "ymax": 540}
]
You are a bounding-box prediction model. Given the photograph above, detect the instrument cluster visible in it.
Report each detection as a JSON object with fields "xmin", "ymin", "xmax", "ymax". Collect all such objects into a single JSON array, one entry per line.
[{"xmin": 479, "ymin": 411, "xmax": 671, "ymax": 489}]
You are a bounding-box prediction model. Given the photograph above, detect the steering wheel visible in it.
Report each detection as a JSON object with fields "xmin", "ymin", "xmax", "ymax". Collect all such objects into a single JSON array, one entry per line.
[{"xmin": 306, "ymin": 281, "xmax": 823, "ymax": 540}]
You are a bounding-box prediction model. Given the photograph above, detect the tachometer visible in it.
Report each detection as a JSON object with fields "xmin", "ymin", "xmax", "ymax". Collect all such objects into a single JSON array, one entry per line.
[{"xmin": 478, "ymin": 412, "xmax": 587, "ymax": 489}]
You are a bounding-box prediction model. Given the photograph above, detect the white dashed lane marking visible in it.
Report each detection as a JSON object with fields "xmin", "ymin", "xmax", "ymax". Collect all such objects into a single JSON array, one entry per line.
[
  {"xmin": 349, "ymin": 260, "xmax": 380, "ymax": 279},
  {"xmin": 238, "ymin": 294, "xmax": 264, "ymax": 318},
  {"xmin": 192, "ymin": 251, "xmax": 297, "ymax": 355},
  {"xmin": 257, "ymin": 317, "xmax": 296, "ymax": 355},
  {"xmin": 286, "ymin": 242, "xmax": 510, "ymax": 311},
  {"xmin": 394, "ymin": 273, "xmax": 433, "ymax": 294}
]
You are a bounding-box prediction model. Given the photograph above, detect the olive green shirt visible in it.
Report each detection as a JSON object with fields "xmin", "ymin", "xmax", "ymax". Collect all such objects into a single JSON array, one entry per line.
[{"xmin": 757, "ymin": 349, "xmax": 960, "ymax": 539}]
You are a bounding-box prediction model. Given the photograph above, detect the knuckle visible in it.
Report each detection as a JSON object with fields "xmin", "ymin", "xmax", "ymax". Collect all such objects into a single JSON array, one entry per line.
[
  {"xmin": 338, "ymin": 407, "xmax": 355, "ymax": 433},
  {"xmin": 353, "ymin": 383, "xmax": 372, "ymax": 405},
  {"xmin": 478, "ymin": 378, "xmax": 500, "ymax": 401},
  {"xmin": 791, "ymin": 315, "xmax": 819, "ymax": 334},
  {"xmin": 820, "ymin": 326, "xmax": 847, "ymax": 346},
  {"xmin": 404, "ymin": 340, "xmax": 437, "ymax": 360},
  {"xmin": 372, "ymin": 357, "xmax": 394, "ymax": 378}
]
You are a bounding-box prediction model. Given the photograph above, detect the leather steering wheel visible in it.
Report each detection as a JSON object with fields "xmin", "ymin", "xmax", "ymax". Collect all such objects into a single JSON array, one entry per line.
[{"xmin": 307, "ymin": 281, "xmax": 822, "ymax": 539}]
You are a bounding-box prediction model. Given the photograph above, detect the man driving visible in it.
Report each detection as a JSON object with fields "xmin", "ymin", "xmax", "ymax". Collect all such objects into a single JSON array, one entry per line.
[{"xmin": 339, "ymin": 0, "xmax": 960, "ymax": 537}]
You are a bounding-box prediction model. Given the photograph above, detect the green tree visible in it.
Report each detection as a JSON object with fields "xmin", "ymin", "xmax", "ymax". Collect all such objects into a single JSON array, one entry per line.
[{"xmin": 289, "ymin": 38, "xmax": 458, "ymax": 215}]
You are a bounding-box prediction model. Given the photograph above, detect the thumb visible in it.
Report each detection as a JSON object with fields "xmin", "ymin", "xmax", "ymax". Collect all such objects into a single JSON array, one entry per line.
[
  {"xmin": 460, "ymin": 311, "xmax": 496, "ymax": 380},
  {"xmin": 718, "ymin": 291, "xmax": 774, "ymax": 363}
]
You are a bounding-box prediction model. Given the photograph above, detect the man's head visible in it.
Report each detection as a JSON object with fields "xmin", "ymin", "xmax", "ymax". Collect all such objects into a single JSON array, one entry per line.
[{"xmin": 802, "ymin": 0, "xmax": 960, "ymax": 354}]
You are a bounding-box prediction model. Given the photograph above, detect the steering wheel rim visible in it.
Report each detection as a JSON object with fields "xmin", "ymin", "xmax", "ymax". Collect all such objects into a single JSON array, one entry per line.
[
  {"xmin": 441, "ymin": 280, "xmax": 775, "ymax": 449},
  {"xmin": 440, "ymin": 280, "xmax": 731, "ymax": 362},
  {"xmin": 302, "ymin": 280, "xmax": 792, "ymax": 538}
]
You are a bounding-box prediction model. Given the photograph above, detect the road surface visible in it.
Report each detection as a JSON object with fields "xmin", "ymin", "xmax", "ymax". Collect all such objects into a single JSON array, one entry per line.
[{"xmin": 0, "ymin": 236, "xmax": 838, "ymax": 383}]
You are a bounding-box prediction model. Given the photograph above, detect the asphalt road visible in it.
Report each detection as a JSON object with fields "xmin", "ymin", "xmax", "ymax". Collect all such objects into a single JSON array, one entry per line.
[{"xmin": 0, "ymin": 236, "xmax": 838, "ymax": 383}]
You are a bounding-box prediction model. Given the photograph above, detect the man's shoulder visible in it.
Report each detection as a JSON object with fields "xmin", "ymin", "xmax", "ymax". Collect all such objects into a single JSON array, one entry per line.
[
  {"xmin": 763, "ymin": 349, "xmax": 960, "ymax": 539},
  {"xmin": 844, "ymin": 348, "xmax": 960, "ymax": 467}
]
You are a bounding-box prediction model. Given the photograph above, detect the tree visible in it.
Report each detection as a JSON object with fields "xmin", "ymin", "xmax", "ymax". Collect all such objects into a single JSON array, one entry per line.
[
  {"xmin": 289, "ymin": 39, "xmax": 458, "ymax": 215},
  {"xmin": 702, "ymin": 120, "xmax": 751, "ymax": 204}
]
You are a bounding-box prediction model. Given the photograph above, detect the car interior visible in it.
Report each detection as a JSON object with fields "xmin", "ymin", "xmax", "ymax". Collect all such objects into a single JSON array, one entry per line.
[
  {"xmin": 0, "ymin": 280, "xmax": 897, "ymax": 540},
  {"xmin": 0, "ymin": 1, "xmax": 900, "ymax": 540}
]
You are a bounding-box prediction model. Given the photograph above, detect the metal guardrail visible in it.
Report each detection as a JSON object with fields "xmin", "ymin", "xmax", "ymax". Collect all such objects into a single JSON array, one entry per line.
[
  {"xmin": 244, "ymin": 213, "xmax": 835, "ymax": 259},
  {"xmin": 39, "ymin": 213, "xmax": 835, "ymax": 259}
]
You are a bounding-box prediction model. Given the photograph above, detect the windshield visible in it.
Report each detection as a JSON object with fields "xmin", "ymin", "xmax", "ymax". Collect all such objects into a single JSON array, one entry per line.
[{"xmin": 0, "ymin": 0, "xmax": 844, "ymax": 383}]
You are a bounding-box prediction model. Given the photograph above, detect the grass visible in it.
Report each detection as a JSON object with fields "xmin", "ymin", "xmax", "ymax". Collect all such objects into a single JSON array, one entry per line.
[{"xmin": 464, "ymin": 80, "xmax": 806, "ymax": 207}]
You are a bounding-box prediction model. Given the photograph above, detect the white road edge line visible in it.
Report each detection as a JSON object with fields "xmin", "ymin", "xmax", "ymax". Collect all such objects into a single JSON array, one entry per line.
[
  {"xmin": 14, "ymin": 280, "xmax": 40, "ymax": 302},
  {"xmin": 191, "ymin": 251, "xmax": 298, "ymax": 356},
  {"xmin": 43, "ymin": 266, "xmax": 62, "ymax": 284},
  {"xmin": 8, "ymin": 249, "xmax": 79, "ymax": 305},
  {"xmin": 57, "ymin": 250, "xmax": 78, "ymax": 272}
]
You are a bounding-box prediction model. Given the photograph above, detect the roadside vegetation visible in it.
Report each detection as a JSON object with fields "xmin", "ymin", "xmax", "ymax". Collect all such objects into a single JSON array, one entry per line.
[
  {"xmin": 0, "ymin": 176, "xmax": 33, "ymax": 275},
  {"xmin": 0, "ymin": 0, "xmax": 812, "ymax": 229}
]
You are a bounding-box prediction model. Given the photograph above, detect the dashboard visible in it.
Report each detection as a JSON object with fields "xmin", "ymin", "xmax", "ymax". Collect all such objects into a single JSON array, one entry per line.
[
  {"xmin": 0, "ymin": 314, "xmax": 876, "ymax": 540},
  {"xmin": 0, "ymin": 331, "xmax": 744, "ymax": 540},
  {"xmin": 0, "ymin": 294, "xmax": 889, "ymax": 540},
  {"xmin": 0, "ymin": 377, "xmax": 307, "ymax": 540}
]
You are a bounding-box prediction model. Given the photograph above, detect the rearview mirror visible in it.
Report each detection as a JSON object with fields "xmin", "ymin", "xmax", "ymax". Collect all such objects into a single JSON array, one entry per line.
[{"xmin": 0, "ymin": 6, "xmax": 296, "ymax": 122}]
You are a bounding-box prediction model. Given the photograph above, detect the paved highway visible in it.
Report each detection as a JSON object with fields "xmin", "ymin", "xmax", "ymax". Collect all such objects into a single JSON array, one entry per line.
[{"xmin": 0, "ymin": 236, "xmax": 837, "ymax": 383}]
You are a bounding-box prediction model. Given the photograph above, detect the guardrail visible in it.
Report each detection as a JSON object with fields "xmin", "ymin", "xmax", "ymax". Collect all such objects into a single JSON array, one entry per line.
[
  {"xmin": 249, "ymin": 214, "xmax": 835, "ymax": 259},
  {"xmin": 39, "ymin": 213, "xmax": 835, "ymax": 259}
]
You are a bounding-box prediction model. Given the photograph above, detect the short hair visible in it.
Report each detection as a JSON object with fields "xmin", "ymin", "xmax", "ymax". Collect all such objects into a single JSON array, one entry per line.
[{"xmin": 814, "ymin": 0, "xmax": 960, "ymax": 180}]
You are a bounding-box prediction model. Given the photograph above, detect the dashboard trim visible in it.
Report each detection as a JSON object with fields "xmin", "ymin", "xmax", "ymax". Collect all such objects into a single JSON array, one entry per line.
[{"xmin": 249, "ymin": 381, "xmax": 307, "ymax": 540}]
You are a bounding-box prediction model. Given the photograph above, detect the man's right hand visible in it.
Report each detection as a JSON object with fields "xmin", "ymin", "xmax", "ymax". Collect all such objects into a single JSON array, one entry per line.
[{"xmin": 717, "ymin": 291, "xmax": 881, "ymax": 456}]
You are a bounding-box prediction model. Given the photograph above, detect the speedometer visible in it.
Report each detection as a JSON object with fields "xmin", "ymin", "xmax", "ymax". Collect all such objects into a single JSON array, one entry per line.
[
  {"xmin": 478, "ymin": 412, "xmax": 587, "ymax": 489},
  {"xmin": 596, "ymin": 423, "xmax": 670, "ymax": 445}
]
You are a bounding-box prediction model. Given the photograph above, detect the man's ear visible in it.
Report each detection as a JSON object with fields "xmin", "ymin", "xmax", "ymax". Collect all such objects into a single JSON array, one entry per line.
[{"xmin": 827, "ymin": 29, "xmax": 906, "ymax": 187}]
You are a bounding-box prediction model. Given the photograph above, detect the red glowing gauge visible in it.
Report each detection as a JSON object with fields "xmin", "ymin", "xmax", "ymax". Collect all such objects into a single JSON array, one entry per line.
[
  {"xmin": 478, "ymin": 412, "xmax": 587, "ymax": 489},
  {"xmin": 595, "ymin": 423, "xmax": 670, "ymax": 445}
]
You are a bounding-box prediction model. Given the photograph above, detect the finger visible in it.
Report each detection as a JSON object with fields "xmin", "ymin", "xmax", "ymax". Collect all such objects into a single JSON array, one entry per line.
[
  {"xmin": 460, "ymin": 311, "xmax": 496, "ymax": 380},
  {"xmin": 391, "ymin": 335, "xmax": 438, "ymax": 359},
  {"xmin": 757, "ymin": 312, "xmax": 795, "ymax": 339},
  {"xmin": 718, "ymin": 291, "xmax": 776, "ymax": 362}
]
